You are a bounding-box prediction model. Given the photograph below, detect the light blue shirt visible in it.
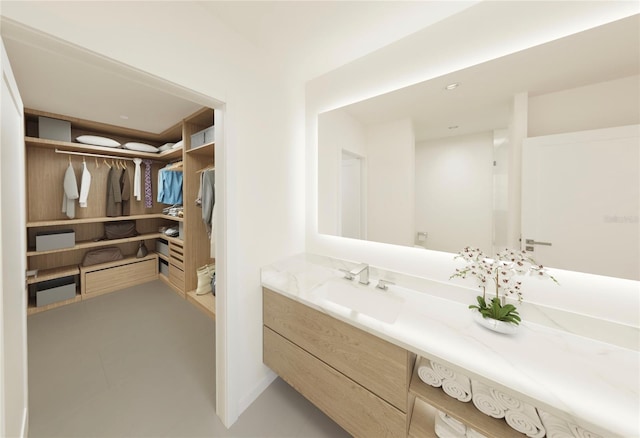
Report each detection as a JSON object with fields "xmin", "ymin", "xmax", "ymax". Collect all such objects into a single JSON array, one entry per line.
[{"xmin": 157, "ymin": 168, "xmax": 183, "ymax": 204}]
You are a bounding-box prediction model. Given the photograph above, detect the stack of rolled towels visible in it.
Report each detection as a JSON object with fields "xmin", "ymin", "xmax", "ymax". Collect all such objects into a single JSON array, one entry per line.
[
  {"xmin": 538, "ymin": 409, "xmax": 604, "ymax": 438},
  {"xmin": 417, "ymin": 356, "xmax": 472, "ymax": 402},
  {"xmin": 471, "ymin": 379, "xmax": 545, "ymax": 438},
  {"xmin": 434, "ymin": 410, "xmax": 487, "ymax": 438}
]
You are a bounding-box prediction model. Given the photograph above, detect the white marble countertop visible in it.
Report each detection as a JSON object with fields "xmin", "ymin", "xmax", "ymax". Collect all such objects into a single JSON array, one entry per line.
[{"xmin": 261, "ymin": 253, "xmax": 640, "ymax": 438}]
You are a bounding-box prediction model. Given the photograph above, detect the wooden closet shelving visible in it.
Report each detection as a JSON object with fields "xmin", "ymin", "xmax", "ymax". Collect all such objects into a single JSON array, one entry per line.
[{"xmin": 24, "ymin": 107, "xmax": 217, "ymax": 316}]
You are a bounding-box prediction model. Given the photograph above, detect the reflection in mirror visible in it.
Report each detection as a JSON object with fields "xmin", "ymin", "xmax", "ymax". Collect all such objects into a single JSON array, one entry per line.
[{"xmin": 318, "ymin": 15, "xmax": 639, "ymax": 280}]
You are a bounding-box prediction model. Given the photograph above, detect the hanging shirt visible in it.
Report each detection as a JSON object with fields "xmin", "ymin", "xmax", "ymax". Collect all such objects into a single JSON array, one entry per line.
[
  {"xmin": 62, "ymin": 163, "xmax": 79, "ymax": 219},
  {"xmin": 157, "ymin": 168, "xmax": 183, "ymax": 204},
  {"xmin": 79, "ymin": 161, "xmax": 92, "ymax": 208},
  {"xmin": 133, "ymin": 158, "xmax": 142, "ymax": 201}
]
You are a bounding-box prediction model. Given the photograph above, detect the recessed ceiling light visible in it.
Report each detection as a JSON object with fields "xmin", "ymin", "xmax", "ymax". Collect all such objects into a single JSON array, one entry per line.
[
  {"xmin": 448, "ymin": 125, "xmax": 459, "ymax": 130},
  {"xmin": 119, "ymin": 115, "xmax": 129, "ymax": 120},
  {"xmin": 445, "ymin": 83, "xmax": 460, "ymax": 91}
]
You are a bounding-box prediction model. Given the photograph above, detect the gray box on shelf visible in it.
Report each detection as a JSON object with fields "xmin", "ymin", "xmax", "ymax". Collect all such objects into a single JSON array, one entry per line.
[
  {"xmin": 35, "ymin": 229, "xmax": 75, "ymax": 251},
  {"xmin": 156, "ymin": 239, "xmax": 169, "ymax": 256},
  {"xmin": 38, "ymin": 116, "xmax": 71, "ymax": 142},
  {"xmin": 31, "ymin": 276, "xmax": 77, "ymax": 307},
  {"xmin": 190, "ymin": 125, "xmax": 215, "ymax": 149},
  {"xmin": 159, "ymin": 259, "xmax": 169, "ymax": 277},
  {"xmin": 179, "ymin": 222, "xmax": 184, "ymax": 240}
]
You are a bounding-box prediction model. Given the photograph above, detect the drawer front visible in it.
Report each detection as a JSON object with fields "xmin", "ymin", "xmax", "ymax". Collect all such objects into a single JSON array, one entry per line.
[
  {"xmin": 84, "ymin": 258, "xmax": 157, "ymax": 297},
  {"xmin": 263, "ymin": 288, "xmax": 410, "ymax": 412},
  {"xmin": 264, "ymin": 327, "xmax": 405, "ymax": 438},
  {"xmin": 169, "ymin": 263, "xmax": 185, "ymax": 290},
  {"xmin": 169, "ymin": 242, "xmax": 184, "ymax": 270}
]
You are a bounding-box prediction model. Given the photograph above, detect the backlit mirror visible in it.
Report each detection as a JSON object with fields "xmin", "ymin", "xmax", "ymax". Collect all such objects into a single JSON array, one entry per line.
[{"xmin": 318, "ymin": 15, "xmax": 639, "ymax": 280}]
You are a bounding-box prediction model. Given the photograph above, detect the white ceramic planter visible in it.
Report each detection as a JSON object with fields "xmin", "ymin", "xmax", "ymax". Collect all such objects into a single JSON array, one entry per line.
[{"xmin": 472, "ymin": 310, "xmax": 519, "ymax": 334}]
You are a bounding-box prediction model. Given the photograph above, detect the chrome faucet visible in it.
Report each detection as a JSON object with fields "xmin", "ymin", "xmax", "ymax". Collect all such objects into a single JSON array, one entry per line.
[{"xmin": 349, "ymin": 263, "xmax": 369, "ymax": 285}]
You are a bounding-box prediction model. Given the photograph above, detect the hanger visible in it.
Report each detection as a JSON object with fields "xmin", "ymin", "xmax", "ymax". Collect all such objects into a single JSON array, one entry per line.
[
  {"xmin": 196, "ymin": 165, "xmax": 216, "ymax": 174},
  {"xmin": 95, "ymin": 157, "xmax": 100, "ymax": 169},
  {"xmin": 104, "ymin": 159, "xmax": 112, "ymax": 168}
]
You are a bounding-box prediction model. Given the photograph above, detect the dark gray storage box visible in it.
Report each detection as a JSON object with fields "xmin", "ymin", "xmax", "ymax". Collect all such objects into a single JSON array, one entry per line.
[
  {"xmin": 190, "ymin": 125, "xmax": 214, "ymax": 149},
  {"xmin": 156, "ymin": 239, "xmax": 169, "ymax": 257},
  {"xmin": 30, "ymin": 276, "xmax": 77, "ymax": 307},
  {"xmin": 38, "ymin": 116, "xmax": 71, "ymax": 142},
  {"xmin": 35, "ymin": 229, "xmax": 75, "ymax": 251},
  {"xmin": 159, "ymin": 259, "xmax": 169, "ymax": 277}
]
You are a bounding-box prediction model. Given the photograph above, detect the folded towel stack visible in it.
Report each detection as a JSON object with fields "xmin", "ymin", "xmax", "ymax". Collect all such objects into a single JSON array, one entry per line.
[
  {"xmin": 435, "ymin": 410, "xmax": 466, "ymax": 438},
  {"xmin": 417, "ymin": 356, "xmax": 443, "ymax": 387},
  {"xmin": 431, "ymin": 361, "xmax": 472, "ymax": 402},
  {"xmin": 504, "ymin": 403, "xmax": 545, "ymax": 438},
  {"xmin": 434, "ymin": 410, "xmax": 488, "ymax": 438},
  {"xmin": 471, "ymin": 379, "xmax": 506, "ymax": 419},
  {"xmin": 538, "ymin": 409, "xmax": 603, "ymax": 438}
]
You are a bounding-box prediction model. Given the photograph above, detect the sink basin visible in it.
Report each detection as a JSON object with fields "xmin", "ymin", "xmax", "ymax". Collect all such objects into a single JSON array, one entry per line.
[{"xmin": 312, "ymin": 279, "xmax": 404, "ymax": 323}]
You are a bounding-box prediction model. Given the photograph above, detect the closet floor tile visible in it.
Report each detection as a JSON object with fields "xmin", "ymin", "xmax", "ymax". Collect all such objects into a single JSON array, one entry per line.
[{"xmin": 28, "ymin": 280, "xmax": 347, "ymax": 437}]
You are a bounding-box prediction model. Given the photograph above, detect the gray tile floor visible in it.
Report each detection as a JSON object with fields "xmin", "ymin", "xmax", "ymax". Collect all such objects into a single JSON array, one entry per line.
[{"xmin": 27, "ymin": 280, "xmax": 350, "ymax": 437}]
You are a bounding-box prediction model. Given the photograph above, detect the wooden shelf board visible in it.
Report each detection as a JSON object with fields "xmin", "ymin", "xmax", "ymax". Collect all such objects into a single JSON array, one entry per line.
[
  {"xmin": 186, "ymin": 290, "xmax": 215, "ymax": 319},
  {"xmin": 159, "ymin": 214, "xmax": 183, "ymax": 222},
  {"xmin": 159, "ymin": 147, "xmax": 183, "ymax": 160},
  {"xmin": 186, "ymin": 141, "xmax": 214, "ymax": 157},
  {"xmin": 80, "ymin": 253, "xmax": 158, "ymax": 274},
  {"xmin": 157, "ymin": 252, "xmax": 169, "ymax": 262},
  {"xmin": 163, "ymin": 235, "xmax": 184, "ymax": 246},
  {"xmin": 408, "ymin": 398, "xmax": 438, "ymax": 438},
  {"xmin": 28, "ymin": 214, "xmax": 170, "ymax": 228},
  {"xmin": 27, "ymin": 232, "xmax": 164, "ymax": 256},
  {"xmin": 409, "ymin": 366, "xmax": 521, "ymax": 438},
  {"xmin": 27, "ymin": 264, "xmax": 80, "ymax": 284},
  {"xmin": 26, "ymin": 137, "xmax": 170, "ymax": 160},
  {"xmin": 27, "ymin": 293, "xmax": 82, "ymax": 316}
]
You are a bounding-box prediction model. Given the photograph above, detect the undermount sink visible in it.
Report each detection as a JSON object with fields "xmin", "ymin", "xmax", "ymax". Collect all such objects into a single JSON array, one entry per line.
[{"xmin": 312, "ymin": 278, "xmax": 405, "ymax": 324}]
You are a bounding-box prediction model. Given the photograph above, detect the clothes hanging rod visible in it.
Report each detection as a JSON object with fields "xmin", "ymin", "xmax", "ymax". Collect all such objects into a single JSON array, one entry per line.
[{"xmin": 54, "ymin": 149, "xmax": 161, "ymax": 162}]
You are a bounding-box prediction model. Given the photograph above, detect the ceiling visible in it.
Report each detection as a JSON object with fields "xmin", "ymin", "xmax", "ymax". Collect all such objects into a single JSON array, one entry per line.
[
  {"xmin": 1, "ymin": 1, "xmax": 478, "ymax": 134},
  {"xmin": 337, "ymin": 14, "xmax": 640, "ymax": 142}
]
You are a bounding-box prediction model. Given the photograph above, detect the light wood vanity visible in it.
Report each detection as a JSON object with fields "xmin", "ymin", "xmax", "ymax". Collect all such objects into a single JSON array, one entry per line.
[{"xmin": 263, "ymin": 286, "xmax": 537, "ymax": 437}]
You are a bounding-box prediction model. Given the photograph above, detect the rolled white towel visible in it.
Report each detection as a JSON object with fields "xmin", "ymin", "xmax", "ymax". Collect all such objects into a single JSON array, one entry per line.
[
  {"xmin": 490, "ymin": 387, "xmax": 524, "ymax": 411},
  {"xmin": 568, "ymin": 423, "xmax": 603, "ymax": 438},
  {"xmin": 538, "ymin": 409, "xmax": 574, "ymax": 438},
  {"xmin": 437, "ymin": 410, "xmax": 467, "ymax": 435},
  {"xmin": 417, "ymin": 357, "xmax": 442, "ymax": 387},
  {"xmin": 434, "ymin": 410, "xmax": 466, "ymax": 438},
  {"xmin": 504, "ymin": 402, "xmax": 546, "ymax": 438},
  {"xmin": 471, "ymin": 379, "xmax": 506, "ymax": 419},
  {"xmin": 466, "ymin": 427, "xmax": 488, "ymax": 438},
  {"xmin": 432, "ymin": 361, "xmax": 472, "ymax": 402}
]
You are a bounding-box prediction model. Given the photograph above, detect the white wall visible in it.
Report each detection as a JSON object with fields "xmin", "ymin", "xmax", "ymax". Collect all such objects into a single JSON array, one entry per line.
[
  {"xmin": 528, "ymin": 75, "xmax": 640, "ymax": 136},
  {"xmin": 306, "ymin": 2, "xmax": 640, "ymax": 325},
  {"xmin": 365, "ymin": 119, "xmax": 414, "ymax": 246},
  {"xmin": 1, "ymin": 2, "xmax": 305, "ymax": 427},
  {"xmin": 318, "ymin": 109, "xmax": 366, "ymax": 236},
  {"xmin": 415, "ymin": 132, "xmax": 493, "ymax": 254}
]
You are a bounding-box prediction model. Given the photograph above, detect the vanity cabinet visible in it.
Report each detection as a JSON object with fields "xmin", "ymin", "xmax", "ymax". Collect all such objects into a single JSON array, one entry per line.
[{"xmin": 263, "ymin": 287, "xmax": 415, "ymax": 437}]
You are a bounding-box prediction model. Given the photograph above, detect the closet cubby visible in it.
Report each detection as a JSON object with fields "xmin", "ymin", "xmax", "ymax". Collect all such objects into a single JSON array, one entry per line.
[{"xmin": 24, "ymin": 107, "xmax": 216, "ymax": 317}]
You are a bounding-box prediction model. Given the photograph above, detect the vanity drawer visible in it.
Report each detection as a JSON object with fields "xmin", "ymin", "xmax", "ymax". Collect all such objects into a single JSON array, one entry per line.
[
  {"xmin": 264, "ymin": 326, "xmax": 406, "ymax": 438},
  {"xmin": 263, "ymin": 287, "xmax": 411, "ymax": 412}
]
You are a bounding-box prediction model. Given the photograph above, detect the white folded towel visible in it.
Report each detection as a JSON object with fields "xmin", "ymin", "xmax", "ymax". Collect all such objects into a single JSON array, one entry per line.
[
  {"xmin": 568, "ymin": 423, "xmax": 603, "ymax": 438},
  {"xmin": 437, "ymin": 410, "xmax": 467, "ymax": 435},
  {"xmin": 434, "ymin": 410, "xmax": 466, "ymax": 438},
  {"xmin": 471, "ymin": 379, "xmax": 506, "ymax": 419},
  {"xmin": 432, "ymin": 361, "xmax": 472, "ymax": 402},
  {"xmin": 466, "ymin": 427, "xmax": 488, "ymax": 438},
  {"xmin": 417, "ymin": 357, "xmax": 442, "ymax": 387},
  {"xmin": 490, "ymin": 387, "xmax": 524, "ymax": 411},
  {"xmin": 504, "ymin": 403, "xmax": 546, "ymax": 438},
  {"xmin": 538, "ymin": 409, "xmax": 574, "ymax": 438}
]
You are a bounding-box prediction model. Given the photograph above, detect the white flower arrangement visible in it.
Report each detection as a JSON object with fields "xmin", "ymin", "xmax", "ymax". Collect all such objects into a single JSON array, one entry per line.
[{"xmin": 450, "ymin": 246, "xmax": 558, "ymax": 325}]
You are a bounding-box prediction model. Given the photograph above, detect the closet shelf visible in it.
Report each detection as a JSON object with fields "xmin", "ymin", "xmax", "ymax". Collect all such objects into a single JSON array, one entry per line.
[
  {"xmin": 28, "ymin": 293, "xmax": 82, "ymax": 316},
  {"xmin": 408, "ymin": 366, "xmax": 516, "ymax": 438},
  {"xmin": 25, "ymin": 137, "xmax": 181, "ymax": 161},
  {"xmin": 27, "ymin": 214, "xmax": 182, "ymax": 228},
  {"xmin": 186, "ymin": 290, "xmax": 215, "ymax": 319},
  {"xmin": 27, "ymin": 264, "xmax": 80, "ymax": 284},
  {"xmin": 186, "ymin": 141, "xmax": 214, "ymax": 157},
  {"xmin": 27, "ymin": 232, "xmax": 164, "ymax": 256},
  {"xmin": 163, "ymin": 235, "xmax": 184, "ymax": 245}
]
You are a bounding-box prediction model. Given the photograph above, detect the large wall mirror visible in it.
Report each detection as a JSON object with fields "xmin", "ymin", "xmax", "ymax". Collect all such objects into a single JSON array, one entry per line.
[{"xmin": 318, "ymin": 15, "xmax": 639, "ymax": 280}]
